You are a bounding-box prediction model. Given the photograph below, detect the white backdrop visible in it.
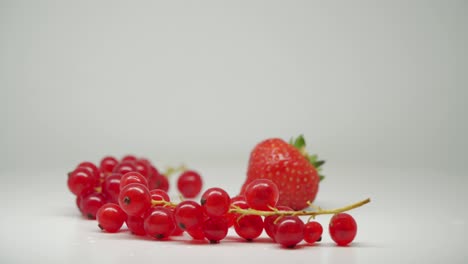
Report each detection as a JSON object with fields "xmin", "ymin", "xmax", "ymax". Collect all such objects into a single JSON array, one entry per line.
[{"xmin": 1, "ymin": 0, "xmax": 466, "ymax": 172}]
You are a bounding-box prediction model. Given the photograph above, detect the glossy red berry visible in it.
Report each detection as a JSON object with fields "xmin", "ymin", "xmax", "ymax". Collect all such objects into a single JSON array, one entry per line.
[
  {"xmin": 118, "ymin": 183, "xmax": 151, "ymax": 216},
  {"xmin": 275, "ymin": 216, "xmax": 304, "ymax": 248},
  {"xmin": 203, "ymin": 217, "xmax": 229, "ymax": 243},
  {"xmin": 177, "ymin": 170, "xmax": 203, "ymax": 198},
  {"xmin": 304, "ymin": 221, "xmax": 323, "ymax": 244},
  {"xmin": 186, "ymin": 225, "xmax": 205, "ymax": 240},
  {"xmin": 144, "ymin": 207, "xmax": 176, "ymax": 240},
  {"xmin": 329, "ymin": 213, "xmax": 357, "ymax": 246},
  {"xmin": 80, "ymin": 192, "xmax": 107, "ymax": 219},
  {"xmin": 155, "ymin": 174, "xmax": 169, "ymax": 192},
  {"xmin": 77, "ymin": 161, "xmax": 100, "ymax": 179},
  {"xmin": 120, "ymin": 172, "xmax": 148, "ymax": 189},
  {"xmin": 121, "ymin": 155, "xmax": 137, "ymax": 163},
  {"xmin": 113, "ymin": 162, "xmax": 137, "ymax": 175},
  {"xmin": 67, "ymin": 167, "xmax": 96, "ymax": 196},
  {"xmin": 150, "ymin": 189, "xmax": 170, "ymax": 204},
  {"xmin": 97, "ymin": 203, "xmax": 127, "ymax": 233},
  {"xmin": 201, "ymin": 187, "xmax": 231, "ymax": 217},
  {"xmin": 174, "ymin": 201, "xmax": 204, "ymax": 230},
  {"xmin": 264, "ymin": 205, "xmax": 293, "ymax": 241},
  {"xmin": 101, "ymin": 173, "xmax": 122, "ymax": 203},
  {"xmin": 99, "ymin": 156, "xmax": 119, "ymax": 175},
  {"xmin": 126, "ymin": 215, "xmax": 146, "ymax": 236},
  {"xmin": 234, "ymin": 214, "xmax": 264, "ymax": 241},
  {"xmin": 135, "ymin": 159, "xmax": 151, "ymax": 178},
  {"xmin": 244, "ymin": 179, "xmax": 279, "ymax": 211}
]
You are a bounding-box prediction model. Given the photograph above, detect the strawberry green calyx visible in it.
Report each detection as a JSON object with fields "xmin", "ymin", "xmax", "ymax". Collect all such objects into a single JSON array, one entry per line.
[{"xmin": 289, "ymin": 135, "xmax": 326, "ymax": 181}]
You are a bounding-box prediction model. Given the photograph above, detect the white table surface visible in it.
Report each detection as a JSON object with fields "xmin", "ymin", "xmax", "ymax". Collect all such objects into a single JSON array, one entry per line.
[{"xmin": 1, "ymin": 164, "xmax": 466, "ymax": 264}]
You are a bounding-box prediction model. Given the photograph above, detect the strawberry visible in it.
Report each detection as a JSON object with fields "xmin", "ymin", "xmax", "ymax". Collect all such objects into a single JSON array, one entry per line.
[{"xmin": 240, "ymin": 135, "xmax": 325, "ymax": 210}]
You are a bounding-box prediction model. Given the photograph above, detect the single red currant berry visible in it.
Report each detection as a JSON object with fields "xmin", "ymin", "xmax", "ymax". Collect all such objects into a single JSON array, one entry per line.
[
  {"xmin": 67, "ymin": 167, "xmax": 96, "ymax": 196},
  {"xmin": 99, "ymin": 156, "xmax": 119, "ymax": 175},
  {"xmin": 201, "ymin": 187, "xmax": 231, "ymax": 217},
  {"xmin": 174, "ymin": 201, "xmax": 204, "ymax": 230},
  {"xmin": 154, "ymin": 174, "xmax": 169, "ymax": 192},
  {"xmin": 203, "ymin": 217, "xmax": 229, "ymax": 243},
  {"xmin": 121, "ymin": 155, "xmax": 137, "ymax": 163},
  {"xmin": 177, "ymin": 170, "xmax": 203, "ymax": 198},
  {"xmin": 113, "ymin": 161, "xmax": 137, "ymax": 175},
  {"xmin": 101, "ymin": 173, "xmax": 122, "ymax": 203},
  {"xmin": 97, "ymin": 203, "xmax": 127, "ymax": 233},
  {"xmin": 80, "ymin": 192, "xmax": 107, "ymax": 219},
  {"xmin": 304, "ymin": 221, "xmax": 323, "ymax": 244},
  {"xmin": 329, "ymin": 213, "xmax": 357, "ymax": 246},
  {"xmin": 275, "ymin": 216, "xmax": 304, "ymax": 248},
  {"xmin": 77, "ymin": 161, "xmax": 100, "ymax": 179},
  {"xmin": 244, "ymin": 179, "xmax": 279, "ymax": 211},
  {"xmin": 187, "ymin": 225, "xmax": 205, "ymax": 240},
  {"xmin": 234, "ymin": 215, "xmax": 264, "ymax": 241},
  {"xmin": 144, "ymin": 207, "xmax": 176, "ymax": 240},
  {"xmin": 120, "ymin": 172, "xmax": 148, "ymax": 189},
  {"xmin": 264, "ymin": 205, "xmax": 293, "ymax": 241},
  {"xmin": 135, "ymin": 159, "xmax": 151, "ymax": 178},
  {"xmin": 126, "ymin": 215, "xmax": 146, "ymax": 236},
  {"xmin": 150, "ymin": 189, "xmax": 170, "ymax": 204},
  {"xmin": 118, "ymin": 183, "xmax": 151, "ymax": 216}
]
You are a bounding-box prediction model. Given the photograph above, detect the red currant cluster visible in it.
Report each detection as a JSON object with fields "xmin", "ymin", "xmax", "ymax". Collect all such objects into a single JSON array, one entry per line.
[{"xmin": 67, "ymin": 155, "xmax": 367, "ymax": 249}]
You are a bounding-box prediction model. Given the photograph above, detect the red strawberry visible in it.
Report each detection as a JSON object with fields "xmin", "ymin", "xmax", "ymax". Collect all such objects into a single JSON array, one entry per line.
[{"xmin": 241, "ymin": 135, "xmax": 325, "ymax": 210}]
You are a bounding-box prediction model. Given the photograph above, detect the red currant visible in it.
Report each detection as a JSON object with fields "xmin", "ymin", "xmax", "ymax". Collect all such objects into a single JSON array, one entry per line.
[
  {"xmin": 177, "ymin": 170, "xmax": 203, "ymax": 198},
  {"xmin": 234, "ymin": 214, "xmax": 264, "ymax": 241},
  {"xmin": 304, "ymin": 221, "xmax": 323, "ymax": 244},
  {"xmin": 113, "ymin": 161, "xmax": 137, "ymax": 175},
  {"xmin": 77, "ymin": 161, "xmax": 100, "ymax": 179},
  {"xmin": 201, "ymin": 187, "xmax": 231, "ymax": 217},
  {"xmin": 121, "ymin": 155, "xmax": 137, "ymax": 163},
  {"xmin": 101, "ymin": 173, "xmax": 122, "ymax": 203},
  {"xmin": 150, "ymin": 189, "xmax": 170, "ymax": 203},
  {"xmin": 329, "ymin": 213, "xmax": 357, "ymax": 246},
  {"xmin": 97, "ymin": 203, "xmax": 127, "ymax": 233},
  {"xmin": 186, "ymin": 225, "xmax": 205, "ymax": 240},
  {"xmin": 144, "ymin": 207, "xmax": 176, "ymax": 240},
  {"xmin": 67, "ymin": 167, "xmax": 97, "ymax": 196},
  {"xmin": 126, "ymin": 215, "xmax": 146, "ymax": 236},
  {"xmin": 99, "ymin": 156, "xmax": 119, "ymax": 175},
  {"xmin": 264, "ymin": 205, "xmax": 293, "ymax": 241},
  {"xmin": 154, "ymin": 174, "xmax": 169, "ymax": 192},
  {"xmin": 80, "ymin": 192, "xmax": 107, "ymax": 219},
  {"xmin": 203, "ymin": 217, "xmax": 229, "ymax": 243},
  {"xmin": 135, "ymin": 159, "xmax": 151, "ymax": 178},
  {"xmin": 174, "ymin": 201, "xmax": 204, "ymax": 230},
  {"xmin": 120, "ymin": 172, "xmax": 148, "ymax": 189},
  {"xmin": 244, "ymin": 179, "xmax": 279, "ymax": 211},
  {"xmin": 118, "ymin": 183, "xmax": 151, "ymax": 216},
  {"xmin": 275, "ymin": 216, "xmax": 304, "ymax": 248}
]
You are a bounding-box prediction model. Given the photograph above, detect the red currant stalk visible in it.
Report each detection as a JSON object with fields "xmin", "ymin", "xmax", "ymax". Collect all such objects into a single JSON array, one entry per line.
[{"xmin": 229, "ymin": 198, "xmax": 371, "ymax": 218}]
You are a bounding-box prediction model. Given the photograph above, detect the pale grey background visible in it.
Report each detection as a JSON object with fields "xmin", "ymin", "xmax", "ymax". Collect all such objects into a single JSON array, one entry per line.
[
  {"xmin": 1, "ymin": 1, "xmax": 468, "ymax": 264},
  {"xmin": 1, "ymin": 0, "xmax": 467, "ymax": 172}
]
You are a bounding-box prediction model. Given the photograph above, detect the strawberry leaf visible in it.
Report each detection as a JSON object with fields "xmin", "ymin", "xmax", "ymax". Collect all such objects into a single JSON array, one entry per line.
[
  {"xmin": 292, "ymin": 135, "xmax": 306, "ymax": 149},
  {"xmin": 289, "ymin": 134, "xmax": 326, "ymax": 181}
]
